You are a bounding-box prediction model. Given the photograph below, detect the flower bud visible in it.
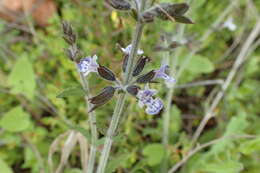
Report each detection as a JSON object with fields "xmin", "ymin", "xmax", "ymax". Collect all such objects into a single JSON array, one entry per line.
[
  {"xmin": 141, "ymin": 3, "xmax": 193, "ymax": 24},
  {"xmin": 132, "ymin": 56, "xmax": 151, "ymax": 76},
  {"xmin": 105, "ymin": 0, "xmax": 132, "ymax": 11},
  {"xmin": 126, "ymin": 85, "xmax": 140, "ymax": 96},
  {"xmin": 62, "ymin": 21, "xmax": 76, "ymax": 44},
  {"xmin": 89, "ymin": 86, "xmax": 116, "ymax": 112},
  {"xmin": 136, "ymin": 70, "xmax": 156, "ymax": 83},
  {"xmin": 122, "ymin": 54, "xmax": 129, "ymax": 72},
  {"xmin": 97, "ymin": 66, "xmax": 116, "ymax": 81}
]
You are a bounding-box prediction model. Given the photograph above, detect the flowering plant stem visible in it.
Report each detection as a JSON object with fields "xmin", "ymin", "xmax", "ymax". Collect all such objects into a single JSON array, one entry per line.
[
  {"xmin": 77, "ymin": 65, "xmax": 97, "ymax": 173},
  {"xmin": 96, "ymin": 2, "xmax": 145, "ymax": 172},
  {"xmin": 161, "ymin": 23, "xmax": 186, "ymax": 173}
]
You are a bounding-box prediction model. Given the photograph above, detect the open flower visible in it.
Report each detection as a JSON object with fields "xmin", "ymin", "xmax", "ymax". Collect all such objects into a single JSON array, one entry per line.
[
  {"xmin": 223, "ymin": 17, "xmax": 237, "ymax": 31},
  {"xmin": 136, "ymin": 88, "xmax": 163, "ymax": 115},
  {"xmin": 137, "ymin": 89, "xmax": 157, "ymax": 107},
  {"xmin": 77, "ymin": 55, "xmax": 99, "ymax": 76},
  {"xmin": 154, "ymin": 64, "xmax": 176, "ymax": 87},
  {"xmin": 145, "ymin": 98, "xmax": 163, "ymax": 115},
  {"xmin": 121, "ymin": 44, "xmax": 144, "ymax": 55}
]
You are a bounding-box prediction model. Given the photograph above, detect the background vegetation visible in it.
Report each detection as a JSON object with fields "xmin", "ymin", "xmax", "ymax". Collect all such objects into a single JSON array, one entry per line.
[{"xmin": 0, "ymin": 0, "xmax": 260, "ymax": 173}]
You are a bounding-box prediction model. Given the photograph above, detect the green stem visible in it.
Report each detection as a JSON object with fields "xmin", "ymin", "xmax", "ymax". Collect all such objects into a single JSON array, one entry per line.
[
  {"xmin": 77, "ymin": 67, "xmax": 98, "ymax": 173},
  {"xmin": 96, "ymin": 94, "xmax": 126, "ymax": 173},
  {"xmin": 124, "ymin": 23, "xmax": 144, "ymax": 84},
  {"xmin": 96, "ymin": 1, "xmax": 146, "ymax": 172},
  {"xmin": 161, "ymin": 22, "xmax": 186, "ymax": 173}
]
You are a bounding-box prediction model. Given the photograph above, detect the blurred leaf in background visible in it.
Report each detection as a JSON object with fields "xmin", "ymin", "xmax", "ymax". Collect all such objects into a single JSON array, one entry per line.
[
  {"xmin": 7, "ymin": 56, "xmax": 36, "ymax": 99},
  {"xmin": 0, "ymin": 106, "xmax": 31, "ymax": 132}
]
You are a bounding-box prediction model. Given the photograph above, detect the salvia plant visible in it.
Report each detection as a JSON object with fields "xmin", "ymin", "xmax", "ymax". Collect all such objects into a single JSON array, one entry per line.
[{"xmin": 61, "ymin": 0, "xmax": 193, "ymax": 172}]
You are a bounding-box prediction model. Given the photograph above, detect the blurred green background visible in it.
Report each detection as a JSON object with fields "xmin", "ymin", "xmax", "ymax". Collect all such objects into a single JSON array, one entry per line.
[{"xmin": 0, "ymin": 0, "xmax": 260, "ymax": 173}]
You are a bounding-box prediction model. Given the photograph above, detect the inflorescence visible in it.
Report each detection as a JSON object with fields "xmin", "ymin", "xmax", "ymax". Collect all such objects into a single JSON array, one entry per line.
[
  {"xmin": 75, "ymin": 44, "xmax": 176, "ymax": 115},
  {"xmin": 62, "ymin": 0, "xmax": 193, "ymax": 115}
]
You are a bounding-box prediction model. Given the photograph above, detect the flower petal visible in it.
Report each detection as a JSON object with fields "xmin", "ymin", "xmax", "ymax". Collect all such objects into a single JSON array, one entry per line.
[
  {"xmin": 121, "ymin": 44, "xmax": 144, "ymax": 55},
  {"xmin": 154, "ymin": 64, "xmax": 176, "ymax": 84},
  {"xmin": 137, "ymin": 89, "xmax": 157, "ymax": 99},
  {"xmin": 77, "ymin": 55, "xmax": 99, "ymax": 76},
  {"xmin": 145, "ymin": 98, "xmax": 163, "ymax": 115}
]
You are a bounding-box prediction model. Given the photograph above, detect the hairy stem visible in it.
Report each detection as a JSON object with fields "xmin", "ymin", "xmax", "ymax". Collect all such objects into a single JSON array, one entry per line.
[
  {"xmin": 96, "ymin": 94, "xmax": 126, "ymax": 173},
  {"xmin": 77, "ymin": 66, "xmax": 98, "ymax": 173},
  {"xmin": 161, "ymin": 22, "xmax": 186, "ymax": 173},
  {"xmin": 175, "ymin": 79, "xmax": 224, "ymax": 89},
  {"xmin": 124, "ymin": 23, "xmax": 144, "ymax": 84},
  {"xmin": 96, "ymin": 1, "xmax": 146, "ymax": 172}
]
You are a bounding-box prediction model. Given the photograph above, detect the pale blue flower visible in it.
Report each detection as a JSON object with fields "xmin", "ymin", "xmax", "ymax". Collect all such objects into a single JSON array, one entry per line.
[
  {"xmin": 137, "ymin": 88, "xmax": 163, "ymax": 115},
  {"xmin": 145, "ymin": 98, "xmax": 163, "ymax": 115},
  {"xmin": 223, "ymin": 17, "xmax": 237, "ymax": 31},
  {"xmin": 154, "ymin": 64, "xmax": 176, "ymax": 87},
  {"xmin": 137, "ymin": 89, "xmax": 157, "ymax": 107},
  {"xmin": 78, "ymin": 55, "xmax": 99, "ymax": 76},
  {"xmin": 121, "ymin": 44, "xmax": 144, "ymax": 55}
]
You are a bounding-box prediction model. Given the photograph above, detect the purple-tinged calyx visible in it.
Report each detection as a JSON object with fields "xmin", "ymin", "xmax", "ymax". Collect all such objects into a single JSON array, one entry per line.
[
  {"xmin": 121, "ymin": 44, "xmax": 144, "ymax": 55},
  {"xmin": 154, "ymin": 64, "xmax": 176, "ymax": 87},
  {"xmin": 137, "ymin": 88, "xmax": 163, "ymax": 115},
  {"xmin": 77, "ymin": 55, "xmax": 99, "ymax": 76}
]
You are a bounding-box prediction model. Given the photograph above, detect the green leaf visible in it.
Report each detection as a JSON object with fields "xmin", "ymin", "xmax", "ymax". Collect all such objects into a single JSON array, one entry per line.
[
  {"xmin": 65, "ymin": 123, "xmax": 91, "ymax": 142},
  {"xmin": 106, "ymin": 154, "xmax": 129, "ymax": 173},
  {"xmin": 186, "ymin": 55, "xmax": 214, "ymax": 74},
  {"xmin": 142, "ymin": 143, "xmax": 165, "ymax": 166},
  {"xmin": 64, "ymin": 168, "xmax": 82, "ymax": 173},
  {"xmin": 225, "ymin": 113, "xmax": 249, "ymax": 136},
  {"xmin": 22, "ymin": 147, "xmax": 42, "ymax": 172},
  {"xmin": 56, "ymin": 86, "xmax": 85, "ymax": 98},
  {"xmin": 239, "ymin": 137, "xmax": 260, "ymax": 155},
  {"xmin": 211, "ymin": 113, "xmax": 249, "ymax": 153},
  {"xmin": 8, "ymin": 56, "xmax": 36, "ymax": 99},
  {"xmin": 203, "ymin": 160, "xmax": 243, "ymax": 173},
  {"xmin": 96, "ymin": 137, "xmax": 106, "ymax": 147},
  {"xmin": 0, "ymin": 106, "xmax": 30, "ymax": 132},
  {"xmin": 0, "ymin": 159, "xmax": 13, "ymax": 173}
]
